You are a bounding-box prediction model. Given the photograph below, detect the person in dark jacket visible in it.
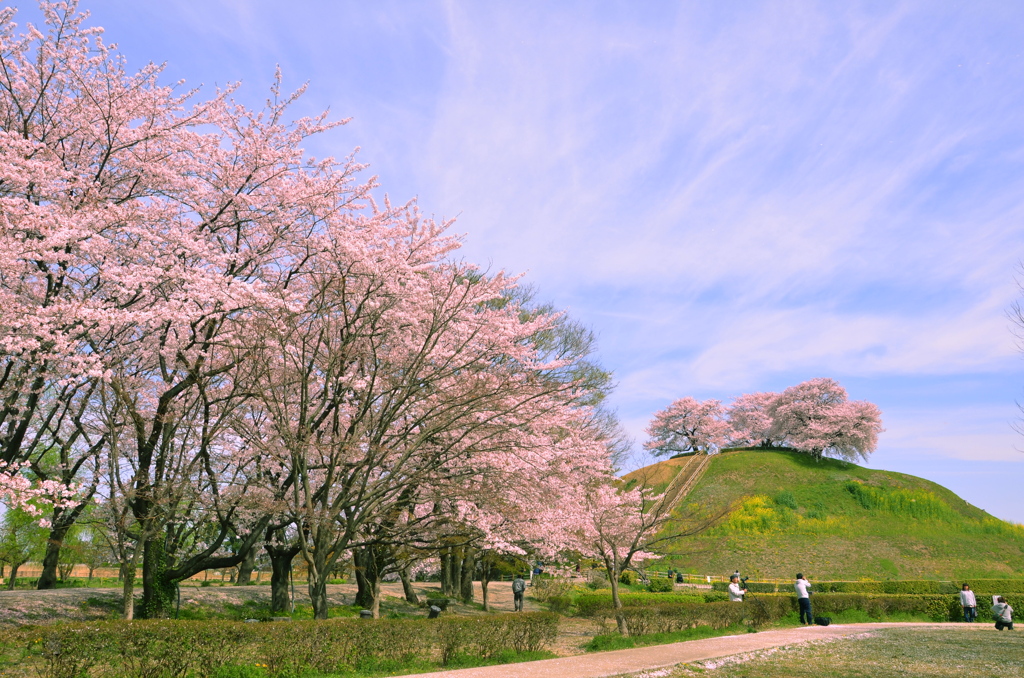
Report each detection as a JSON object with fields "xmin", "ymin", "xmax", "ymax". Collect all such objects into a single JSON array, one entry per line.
[{"xmin": 512, "ymin": 574, "xmax": 527, "ymax": 612}]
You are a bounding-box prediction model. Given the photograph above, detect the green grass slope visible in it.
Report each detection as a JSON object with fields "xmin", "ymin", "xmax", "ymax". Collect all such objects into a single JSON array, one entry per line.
[{"xmin": 640, "ymin": 448, "xmax": 1024, "ymax": 581}]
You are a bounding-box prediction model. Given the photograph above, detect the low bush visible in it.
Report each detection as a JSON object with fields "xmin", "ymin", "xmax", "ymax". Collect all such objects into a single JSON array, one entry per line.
[
  {"xmin": 584, "ymin": 623, "xmax": 750, "ymax": 651},
  {"xmin": 796, "ymin": 579, "xmax": 1024, "ymax": 595},
  {"xmin": 647, "ymin": 577, "xmax": 674, "ymax": 593},
  {"xmin": 711, "ymin": 581, "xmax": 778, "ymax": 593},
  {"xmin": 614, "ymin": 599, "xmax": 791, "ymax": 636},
  {"xmin": 531, "ymin": 577, "xmax": 576, "ymax": 603},
  {"xmin": 574, "ymin": 592, "xmax": 706, "ymax": 616},
  {"xmin": 0, "ymin": 613, "xmax": 560, "ymax": 678},
  {"xmin": 579, "ymin": 593, "xmax": 1024, "ymax": 633},
  {"xmin": 619, "ymin": 570, "xmax": 638, "ymax": 586}
]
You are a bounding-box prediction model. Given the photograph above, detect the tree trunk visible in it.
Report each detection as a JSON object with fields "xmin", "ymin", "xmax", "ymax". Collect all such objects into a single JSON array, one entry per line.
[
  {"xmin": 235, "ymin": 545, "xmax": 256, "ymax": 585},
  {"xmin": 140, "ymin": 537, "xmax": 176, "ymax": 619},
  {"xmin": 369, "ymin": 575, "xmax": 382, "ymax": 618},
  {"xmin": 37, "ymin": 522, "xmax": 72, "ymax": 590},
  {"xmin": 308, "ymin": 576, "xmax": 329, "ymax": 620},
  {"xmin": 480, "ymin": 559, "xmax": 492, "ymax": 612},
  {"xmin": 354, "ymin": 549, "xmax": 374, "ymax": 609},
  {"xmin": 460, "ymin": 547, "xmax": 475, "ymax": 604},
  {"xmin": 439, "ymin": 548, "xmax": 453, "ymax": 596},
  {"xmin": 399, "ymin": 565, "xmax": 419, "ymax": 604},
  {"xmin": 6, "ymin": 562, "xmax": 20, "ymax": 590},
  {"xmin": 606, "ymin": 559, "xmax": 628, "ymax": 636},
  {"xmin": 353, "ymin": 546, "xmax": 383, "ymax": 612},
  {"xmin": 266, "ymin": 542, "xmax": 299, "ymax": 614},
  {"xmin": 122, "ymin": 548, "xmax": 140, "ymax": 620}
]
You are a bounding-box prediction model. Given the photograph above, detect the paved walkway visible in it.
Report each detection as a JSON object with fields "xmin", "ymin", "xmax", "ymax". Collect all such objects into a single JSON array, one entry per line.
[{"xmin": 402, "ymin": 623, "xmax": 979, "ymax": 678}]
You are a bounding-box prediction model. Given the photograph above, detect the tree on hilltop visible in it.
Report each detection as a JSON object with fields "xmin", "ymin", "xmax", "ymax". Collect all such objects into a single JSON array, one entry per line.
[
  {"xmin": 767, "ymin": 378, "xmax": 882, "ymax": 462},
  {"xmin": 644, "ymin": 397, "xmax": 730, "ymax": 457}
]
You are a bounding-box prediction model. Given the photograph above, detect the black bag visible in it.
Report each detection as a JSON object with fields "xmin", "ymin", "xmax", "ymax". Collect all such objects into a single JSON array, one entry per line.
[{"xmin": 813, "ymin": 616, "xmax": 832, "ymax": 626}]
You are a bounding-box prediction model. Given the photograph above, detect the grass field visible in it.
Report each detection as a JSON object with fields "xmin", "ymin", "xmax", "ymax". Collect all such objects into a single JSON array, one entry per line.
[
  {"xmin": 654, "ymin": 626, "xmax": 1020, "ymax": 677},
  {"xmin": 632, "ymin": 449, "xmax": 1024, "ymax": 580}
]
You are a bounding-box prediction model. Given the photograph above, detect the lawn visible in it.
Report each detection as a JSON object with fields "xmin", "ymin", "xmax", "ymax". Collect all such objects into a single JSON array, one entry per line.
[{"xmin": 657, "ymin": 626, "xmax": 1019, "ymax": 677}]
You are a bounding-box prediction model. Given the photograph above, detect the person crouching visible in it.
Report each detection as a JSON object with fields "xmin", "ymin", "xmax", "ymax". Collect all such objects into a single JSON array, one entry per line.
[{"xmin": 992, "ymin": 597, "xmax": 1013, "ymax": 630}]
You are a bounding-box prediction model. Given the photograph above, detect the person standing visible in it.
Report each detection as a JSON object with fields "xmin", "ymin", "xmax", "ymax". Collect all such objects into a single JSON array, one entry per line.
[
  {"xmin": 960, "ymin": 584, "xmax": 977, "ymax": 623},
  {"xmin": 728, "ymin": 575, "xmax": 747, "ymax": 602},
  {"xmin": 795, "ymin": 573, "xmax": 813, "ymax": 625},
  {"xmin": 512, "ymin": 574, "xmax": 527, "ymax": 612},
  {"xmin": 991, "ymin": 596, "xmax": 1014, "ymax": 630}
]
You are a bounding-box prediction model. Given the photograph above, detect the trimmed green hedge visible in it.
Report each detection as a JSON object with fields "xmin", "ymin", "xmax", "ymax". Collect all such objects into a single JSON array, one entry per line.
[
  {"xmin": 710, "ymin": 579, "xmax": 1024, "ymax": 595},
  {"xmin": 647, "ymin": 577, "xmax": 674, "ymax": 593},
  {"xmin": 579, "ymin": 592, "xmax": 1024, "ymax": 626},
  {"xmin": 575, "ymin": 592, "xmax": 709, "ymax": 616},
  {"xmin": 710, "ymin": 581, "xmax": 778, "ymax": 593},
  {"xmin": 0, "ymin": 613, "xmax": 559, "ymax": 678}
]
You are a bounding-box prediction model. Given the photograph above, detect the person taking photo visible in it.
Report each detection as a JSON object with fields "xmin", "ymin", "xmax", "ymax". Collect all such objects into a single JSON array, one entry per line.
[
  {"xmin": 728, "ymin": 574, "xmax": 747, "ymax": 602},
  {"xmin": 991, "ymin": 596, "xmax": 1013, "ymax": 631},
  {"xmin": 795, "ymin": 573, "xmax": 813, "ymax": 625}
]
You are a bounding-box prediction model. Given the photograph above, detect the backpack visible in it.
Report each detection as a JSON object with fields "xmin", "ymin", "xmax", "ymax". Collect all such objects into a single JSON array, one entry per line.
[{"xmin": 813, "ymin": 616, "xmax": 832, "ymax": 626}]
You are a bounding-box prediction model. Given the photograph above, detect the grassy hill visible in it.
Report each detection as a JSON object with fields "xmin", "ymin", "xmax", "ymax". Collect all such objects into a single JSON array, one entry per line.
[{"xmin": 625, "ymin": 448, "xmax": 1024, "ymax": 581}]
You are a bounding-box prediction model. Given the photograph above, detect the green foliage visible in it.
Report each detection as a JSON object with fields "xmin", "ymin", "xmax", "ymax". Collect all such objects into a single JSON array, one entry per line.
[
  {"xmin": 580, "ymin": 592, "xmax": 1013, "ymax": 639},
  {"xmin": 710, "ymin": 581, "xmax": 777, "ymax": 593},
  {"xmin": 0, "ymin": 613, "xmax": 560, "ymax": 678},
  {"xmin": 574, "ymin": 591, "xmax": 708, "ymax": 616},
  {"xmin": 773, "ymin": 491, "xmax": 798, "ymax": 510},
  {"xmin": 584, "ymin": 623, "xmax": 748, "ymax": 652},
  {"xmin": 618, "ymin": 570, "xmax": 638, "ymax": 585},
  {"xmin": 646, "ymin": 577, "xmax": 674, "ymax": 593},
  {"xmin": 844, "ymin": 482, "xmax": 958, "ymax": 521}
]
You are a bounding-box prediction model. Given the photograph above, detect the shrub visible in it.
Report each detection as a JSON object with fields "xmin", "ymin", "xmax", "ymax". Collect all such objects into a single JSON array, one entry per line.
[
  {"xmin": 574, "ymin": 592, "xmax": 706, "ymax": 616},
  {"xmin": 531, "ymin": 577, "xmax": 575, "ymax": 603},
  {"xmin": 647, "ymin": 577, "xmax": 674, "ymax": 593},
  {"xmin": 0, "ymin": 613, "xmax": 560, "ymax": 677},
  {"xmin": 774, "ymin": 490, "xmax": 798, "ymax": 510},
  {"xmin": 619, "ymin": 570, "xmax": 638, "ymax": 586}
]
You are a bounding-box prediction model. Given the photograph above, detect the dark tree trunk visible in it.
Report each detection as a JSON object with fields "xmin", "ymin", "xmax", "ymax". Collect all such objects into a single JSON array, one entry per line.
[
  {"xmin": 6, "ymin": 562, "xmax": 21, "ymax": 590},
  {"xmin": 266, "ymin": 542, "xmax": 299, "ymax": 614},
  {"xmin": 439, "ymin": 548, "xmax": 451, "ymax": 596},
  {"xmin": 235, "ymin": 545, "xmax": 256, "ymax": 585},
  {"xmin": 309, "ymin": 577, "xmax": 330, "ymax": 620},
  {"xmin": 36, "ymin": 522, "xmax": 72, "ymax": 590},
  {"xmin": 480, "ymin": 558, "xmax": 492, "ymax": 612},
  {"xmin": 354, "ymin": 546, "xmax": 380, "ymax": 609},
  {"xmin": 140, "ymin": 537, "xmax": 176, "ymax": 619},
  {"xmin": 400, "ymin": 565, "xmax": 419, "ymax": 604},
  {"xmin": 460, "ymin": 547, "xmax": 475, "ymax": 604}
]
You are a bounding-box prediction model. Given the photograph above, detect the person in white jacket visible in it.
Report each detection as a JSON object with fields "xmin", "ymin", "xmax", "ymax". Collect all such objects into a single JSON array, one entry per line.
[
  {"xmin": 959, "ymin": 584, "xmax": 977, "ymax": 623},
  {"xmin": 795, "ymin": 574, "xmax": 813, "ymax": 625},
  {"xmin": 991, "ymin": 596, "xmax": 1013, "ymax": 631},
  {"xmin": 728, "ymin": 575, "xmax": 746, "ymax": 602}
]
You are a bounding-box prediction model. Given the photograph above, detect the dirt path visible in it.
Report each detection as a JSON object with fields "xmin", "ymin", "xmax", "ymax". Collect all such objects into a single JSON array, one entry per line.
[{"xmin": 401, "ymin": 623, "xmax": 983, "ymax": 678}]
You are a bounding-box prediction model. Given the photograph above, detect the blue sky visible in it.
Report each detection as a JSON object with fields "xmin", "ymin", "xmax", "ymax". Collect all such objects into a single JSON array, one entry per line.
[{"xmin": 19, "ymin": 1, "xmax": 1024, "ymax": 520}]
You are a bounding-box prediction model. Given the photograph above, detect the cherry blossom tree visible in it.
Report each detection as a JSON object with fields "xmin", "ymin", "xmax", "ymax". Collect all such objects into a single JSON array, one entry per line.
[
  {"xmin": 726, "ymin": 391, "xmax": 780, "ymax": 448},
  {"xmin": 644, "ymin": 397, "xmax": 730, "ymax": 457},
  {"xmin": 767, "ymin": 378, "xmax": 883, "ymax": 461}
]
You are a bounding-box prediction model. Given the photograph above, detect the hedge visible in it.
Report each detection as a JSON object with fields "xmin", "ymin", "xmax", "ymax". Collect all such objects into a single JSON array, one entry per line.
[
  {"xmin": 0, "ymin": 613, "xmax": 559, "ymax": 678},
  {"xmin": 575, "ymin": 592, "xmax": 710, "ymax": 616},
  {"xmin": 709, "ymin": 582, "xmax": 778, "ymax": 593},
  {"xmin": 580, "ymin": 593, "xmax": 1024, "ymax": 628},
  {"xmin": 710, "ymin": 579, "xmax": 1024, "ymax": 595}
]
